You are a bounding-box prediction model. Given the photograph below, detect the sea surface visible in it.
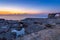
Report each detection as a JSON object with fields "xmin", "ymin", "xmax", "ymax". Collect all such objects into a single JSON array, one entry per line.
[{"xmin": 0, "ymin": 14, "xmax": 48, "ymax": 20}]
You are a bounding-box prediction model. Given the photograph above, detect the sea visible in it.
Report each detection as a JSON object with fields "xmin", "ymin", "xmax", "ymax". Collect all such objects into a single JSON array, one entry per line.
[{"xmin": 0, "ymin": 14, "xmax": 48, "ymax": 20}]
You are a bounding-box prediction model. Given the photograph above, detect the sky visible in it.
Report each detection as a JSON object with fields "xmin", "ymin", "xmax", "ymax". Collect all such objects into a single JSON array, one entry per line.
[{"xmin": 0, "ymin": 0, "xmax": 60, "ymax": 14}]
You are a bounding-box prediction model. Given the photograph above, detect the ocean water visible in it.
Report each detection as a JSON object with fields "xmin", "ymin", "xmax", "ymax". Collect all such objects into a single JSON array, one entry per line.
[{"xmin": 0, "ymin": 14, "xmax": 48, "ymax": 20}]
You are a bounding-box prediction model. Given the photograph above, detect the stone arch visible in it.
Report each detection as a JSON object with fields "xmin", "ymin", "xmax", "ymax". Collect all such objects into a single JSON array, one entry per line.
[
  {"xmin": 48, "ymin": 13, "xmax": 56, "ymax": 18},
  {"xmin": 48, "ymin": 13, "xmax": 60, "ymax": 18}
]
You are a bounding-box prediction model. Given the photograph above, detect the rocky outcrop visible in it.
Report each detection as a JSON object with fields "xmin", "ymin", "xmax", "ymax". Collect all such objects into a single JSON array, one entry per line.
[
  {"xmin": 25, "ymin": 24, "xmax": 45, "ymax": 34},
  {"xmin": 16, "ymin": 29, "xmax": 60, "ymax": 40},
  {"xmin": 48, "ymin": 13, "xmax": 56, "ymax": 18},
  {"xmin": 48, "ymin": 13, "xmax": 60, "ymax": 18}
]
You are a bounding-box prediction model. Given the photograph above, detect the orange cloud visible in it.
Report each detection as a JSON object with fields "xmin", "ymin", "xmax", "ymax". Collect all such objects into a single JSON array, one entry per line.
[
  {"xmin": 0, "ymin": 11, "xmax": 24, "ymax": 14},
  {"xmin": 0, "ymin": 10, "xmax": 41, "ymax": 15},
  {"xmin": 0, "ymin": 11, "xmax": 11, "ymax": 14}
]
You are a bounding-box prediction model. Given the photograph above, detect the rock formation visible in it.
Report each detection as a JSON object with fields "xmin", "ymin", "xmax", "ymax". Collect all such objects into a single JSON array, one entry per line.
[{"xmin": 16, "ymin": 29, "xmax": 60, "ymax": 40}]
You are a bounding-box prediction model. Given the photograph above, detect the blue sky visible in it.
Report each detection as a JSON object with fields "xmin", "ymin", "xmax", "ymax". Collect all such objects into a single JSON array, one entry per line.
[{"xmin": 0, "ymin": 0, "xmax": 60, "ymax": 14}]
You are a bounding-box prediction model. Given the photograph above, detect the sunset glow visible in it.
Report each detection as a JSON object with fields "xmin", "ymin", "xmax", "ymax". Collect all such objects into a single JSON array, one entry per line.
[
  {"xmin": 0, "ymin": 7, "xmax": 41, "ymax": 14},
  {"xmin": 0, "ymin": 0, "xmax": 60, "ymax": 14}
]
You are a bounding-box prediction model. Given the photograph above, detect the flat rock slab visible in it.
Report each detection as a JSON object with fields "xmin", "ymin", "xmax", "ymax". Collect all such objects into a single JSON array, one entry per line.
[{"xmin": 16, "ymin": 29, "xmax": 60, "ymax": 40}]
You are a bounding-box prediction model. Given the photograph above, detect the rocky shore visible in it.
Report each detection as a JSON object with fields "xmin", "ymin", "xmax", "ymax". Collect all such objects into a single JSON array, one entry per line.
[
  {"xmin": 16, "ymin": 13, "xmax": 60, "ymax": 40},
  {"xmin": 0, "ymin": 13, "xmax": 60, "ymax": 40}
]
